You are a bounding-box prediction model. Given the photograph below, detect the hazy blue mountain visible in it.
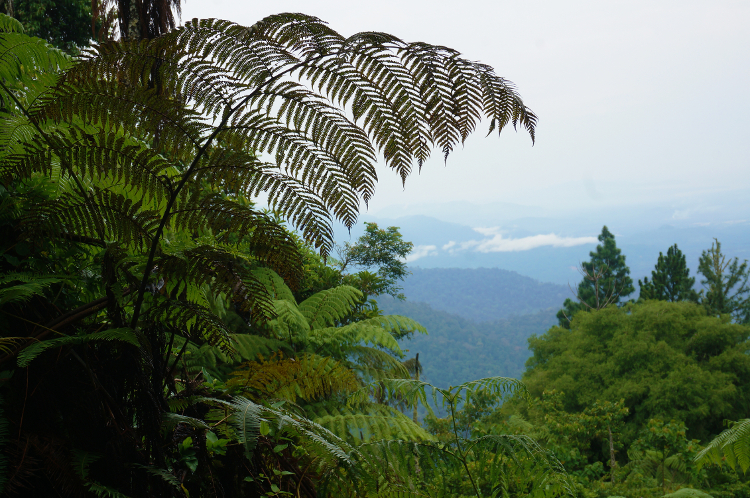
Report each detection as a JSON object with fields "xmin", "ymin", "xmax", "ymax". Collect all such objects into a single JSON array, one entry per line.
[
  {"xmin": 337, "ymin": 213, "xmax": 750, "ymax": 288},
  {"xmin": 379, "ymin": 297, "xmax": 557, "ymax": 388},
  {"xmin": 400, "ymin": 267, "xmax": 568, "ymax": 322}
]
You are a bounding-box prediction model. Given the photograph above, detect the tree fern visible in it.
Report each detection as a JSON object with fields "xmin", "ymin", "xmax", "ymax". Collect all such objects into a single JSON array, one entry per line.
[{"xmin": 0, "ymin": 10, "xmax": 539, "ymax": 496}]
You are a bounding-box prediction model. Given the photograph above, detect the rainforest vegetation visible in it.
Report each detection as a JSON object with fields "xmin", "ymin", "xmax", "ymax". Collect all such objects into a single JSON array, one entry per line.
[{"xmin": 1, "ymin": 2, "xmax": 749, "ymax": 498}]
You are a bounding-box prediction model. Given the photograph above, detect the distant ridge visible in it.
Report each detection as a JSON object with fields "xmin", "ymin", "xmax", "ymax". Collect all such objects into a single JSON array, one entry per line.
[
  {"xmin": 401, "ymin": 267, "xmax": 568, "ymax": 322},
  {"xmin": 378, "ymin": 297, "xmax": 557, "ymax": 388}
]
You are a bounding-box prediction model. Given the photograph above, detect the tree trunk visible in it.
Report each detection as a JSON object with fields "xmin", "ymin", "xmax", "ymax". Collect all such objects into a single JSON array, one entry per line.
[{"xmin": 608, "ymin": 424, "xmax": 616, "ymax": 483}]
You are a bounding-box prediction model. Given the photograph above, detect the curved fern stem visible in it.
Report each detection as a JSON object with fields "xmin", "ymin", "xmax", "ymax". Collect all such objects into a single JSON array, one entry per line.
[
  {"xmin": 129, "ymin": 53, "xmax": 328, "ymax": 329},
  {"xmin": 447, "ymin": 392, "xmax": 482, "ymax": 498}
]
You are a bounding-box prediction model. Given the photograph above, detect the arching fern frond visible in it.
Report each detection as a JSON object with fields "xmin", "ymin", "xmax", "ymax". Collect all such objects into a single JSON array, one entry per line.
[
  {"xmin": 170, "ymin": 193, "xmax": 303, "ymax": 285},
  {"xmin": 308, "ymin": 402, "xmax": 434, "ymax": 443},
  {"xmin": 171, "ymin": 334, "xmax": 291, "ymax": 380},
  {"xmin": 22, "ymin": 188, "xmax": 160, "ymax": 250},
  {"xmin": 229, "ymin": 395, "xmax": 354, "ymax": 467},
  {"xmin": 309, "ymin": 322, "xmax": 403, "ymax": 356},
  {"xmin": 695, "ymin": 418, "xmax": 750, "ymax": 473},
  {"xmin": 347, "ymin": 345, "xmax": 410, "ymax": 381},
  {"xmin": 0, "ymin": 14, "xmax": 70, "ymax": 118},
  {"xmin": 298, "ymin": 285, "xmax": 362, "ymax": 328},
  {"xmin": 16, "ymin": 328, "xmax": 141, "ymax": 367},
  {"xmin": 0, "ymin": 273, "xmax": 66, "ymax": 306},
  {"xmin": 251, "ymin": 267, "xmax": 297, "ymax": 302},
  {"xmin": 148, "ymin": 300, "xmax": 237, "ymax": 352},
  {"xmin": 228, "ymin": 352, "xmax": 359, "ymax": 402}
]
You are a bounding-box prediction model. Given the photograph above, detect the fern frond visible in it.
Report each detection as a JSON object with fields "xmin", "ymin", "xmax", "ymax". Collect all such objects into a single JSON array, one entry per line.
[
  {"xmin": 162, "ymin": 413, "xmax": 210, "ymax": 432},
  {"xmin": 148, "ymin": 300, "xmax": 236, "ymax": 353},
  {"xmin": 298, "ymin": 285, "xmax": 362, "ymax": 328},
  {"xmin": 229, "ymin": 395, "xmax": 355, "ymax": 468},
  {"xmin": 22, "ymin": 188, "xmax": 160, "ymax": 250},
  {"xmin": 0, "ymin": 15, "xmax": 70, "ymax": 116},
  {"xmin": 16, "ymin": 328, "xmax": 141, "ymax": 367},
  {"xmin": 310, "ymin": 322, "xmax": 403, "ymax": 356},
  {"xmin": 0, "ymin": 273, "xmax": 64, "ymax": 305},
  {"xmin": 450, "ymin": 376, "xmax": 530, "ymax": 405},
  {"xmin": 172, "ymin": 334, "xmax": 292, "ymax": 380},
  {"xmin": 251, "ymin": 267, "xmax": 297, "ymax": 302},
  {"xmin": 199, "ymin": 148, "xmax": 336, "ymax": 231},
  {"xmin": 228, "ymin": 353, "xmax": 359, "ymax": 401},
  {"xmin": 308, "ymin": 402, "xmax": 434, "ymax": 443},
  {"xmin": 695, "ymin": 418, "xmax": 750, "ymax": 472},
  {"xmin": 156, "ymin": 244, "xmax": 274, "ymax": 319},
  {"xmin": 347, "ymin": 346, "xmax": 410, "ymax": 380},
  {"xmin": 349, "ymin": 378, "xmax": 435, "ymax": 419},
  {"xmin": 170, "ymin": 193, "xmax": 303, "ymax": 285},
  {"xmin": 71, "ymin": 450, "xmax": 132, "ymax": 498},
  {"xmin": 268, "ymin": 299, "xmax": 309, "ymax": 341}
]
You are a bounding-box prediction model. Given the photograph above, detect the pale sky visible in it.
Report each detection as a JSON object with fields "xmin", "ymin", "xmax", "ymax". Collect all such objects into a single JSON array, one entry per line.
[{"xmin": 181, "ymin": 0, "xmax": 750, "ymax": 216}]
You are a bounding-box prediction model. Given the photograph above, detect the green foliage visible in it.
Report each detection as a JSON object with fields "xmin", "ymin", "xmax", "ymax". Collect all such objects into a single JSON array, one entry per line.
[
  {"xmin": 662, "ymin": 489, "xmax": 713, "ymax": 498},
  {"xmin": 640, "ymin": 244, "xmax": 699, "ymax": 303},
  {"xmin": 698, "ymin": 239, "xmax": 750, "ymax": 323},
  {"xmin": 695, "ymin": 418, "xmax": 750, "ymax": 474},
  {"xmin": 338, "ymin": 222, "xmax": 413, "ymax": 300},
  {"xmin": 380, "ymin": 296, "xmax": 557, "ymax": 388},
  {"xmin": 626, "ymin": 419, "xmax": 703, "ymax": 494},
  {"xmin": 0, "ymin": 8, "xmax": 541, "ymax": 497},
  {"xmin": 398, "ymin": 267, "xmax": 569, "ymax": 322},
  {"xmin": 1, "ymin": 0, "xmax": 92, "ymax": 52},
  {"xmin": 351, "ymin": 376, "xmax": 573, "ymax": 497},
  {"xmin": 522, "ymin": 301, "xmax": 750, "ymax": 445},
  {"xmin": 558, "ymin": 226, "xmax": 634, "ymax": 328},
  {"xmin": 16, "ymin": 327, "xmax": 140, "ymax": 367}
]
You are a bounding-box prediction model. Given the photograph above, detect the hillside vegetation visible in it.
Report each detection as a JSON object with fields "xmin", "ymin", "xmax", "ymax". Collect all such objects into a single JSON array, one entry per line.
[
  {"xmin": 378, "ymin": 297, "xmax": 558, "ymax": 388},
  {"xmin": 402, "ymin": 267, "xmax": 569, "ymax": 321}
]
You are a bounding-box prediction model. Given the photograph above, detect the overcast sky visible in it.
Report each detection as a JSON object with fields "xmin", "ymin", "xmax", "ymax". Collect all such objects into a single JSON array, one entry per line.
[{"xmin": 181, "ymin": 0, "xmax": 749, "ymax": 218}]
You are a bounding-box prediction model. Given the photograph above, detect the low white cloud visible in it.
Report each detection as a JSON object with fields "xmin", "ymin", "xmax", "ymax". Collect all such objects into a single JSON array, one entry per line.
[
  {"xmin": 442, "ymin": 241, "xmax": 457, "ymax": 251},
  {"xmin": 406, "ymin": 245, "xmax": 438, "ymax": 262},
  {"xmin": 473, "ymin": 226, "xmax": 501, "ymax": 236},
  {"xmin": 473, "ymin": 233, "xmax": 597, "ymax": 252},
  {"xmin": 460, "ymin": 229, "xmax": 598, "ymax": 253}
]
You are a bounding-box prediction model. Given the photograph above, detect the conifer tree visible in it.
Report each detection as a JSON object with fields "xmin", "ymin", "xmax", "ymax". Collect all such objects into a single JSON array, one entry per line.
[
  {"xmin": 639, "ymin": 244, "xmax": 698, "ymax": 302},
  {"xmin": 698, "ymin": 239, "xmax": 750, "ymax": 323},
  {"xmin": 557, "ymin": 226, "xmax": 634, "ymax": 327}
]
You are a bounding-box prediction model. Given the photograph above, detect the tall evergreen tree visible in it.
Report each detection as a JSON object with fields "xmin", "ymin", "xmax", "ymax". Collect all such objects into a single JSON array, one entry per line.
[
  {"xmin": 639, "ymin": 244, "xmax": 698, "ymax": 302},
  {"xmin": 698, "ymin": 239, "xmax": 750, "ymax": 323},
  {"xmin": 557, "ymin": 226, "xmax": 634, "ymax": 327}
]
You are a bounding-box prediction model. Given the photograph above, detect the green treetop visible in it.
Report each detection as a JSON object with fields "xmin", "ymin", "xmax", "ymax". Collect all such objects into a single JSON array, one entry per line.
[
  {"xmin": 698, "ymin": 239, "xmax": 750, "ymax": 323},
  {"xmin": 1, "ymin": 0, "xmax": 93, "ymax": 51},
  {"xmin": 639, "ymin": 244, "xmax": 698, "ymax": 302},
  {"xmin": 557, "ymin": 226, "xmax": 634, "ymax": 327},
  {"xmin": 523, "ymin": 300, "xmax": 750, "ymax": 445}
]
